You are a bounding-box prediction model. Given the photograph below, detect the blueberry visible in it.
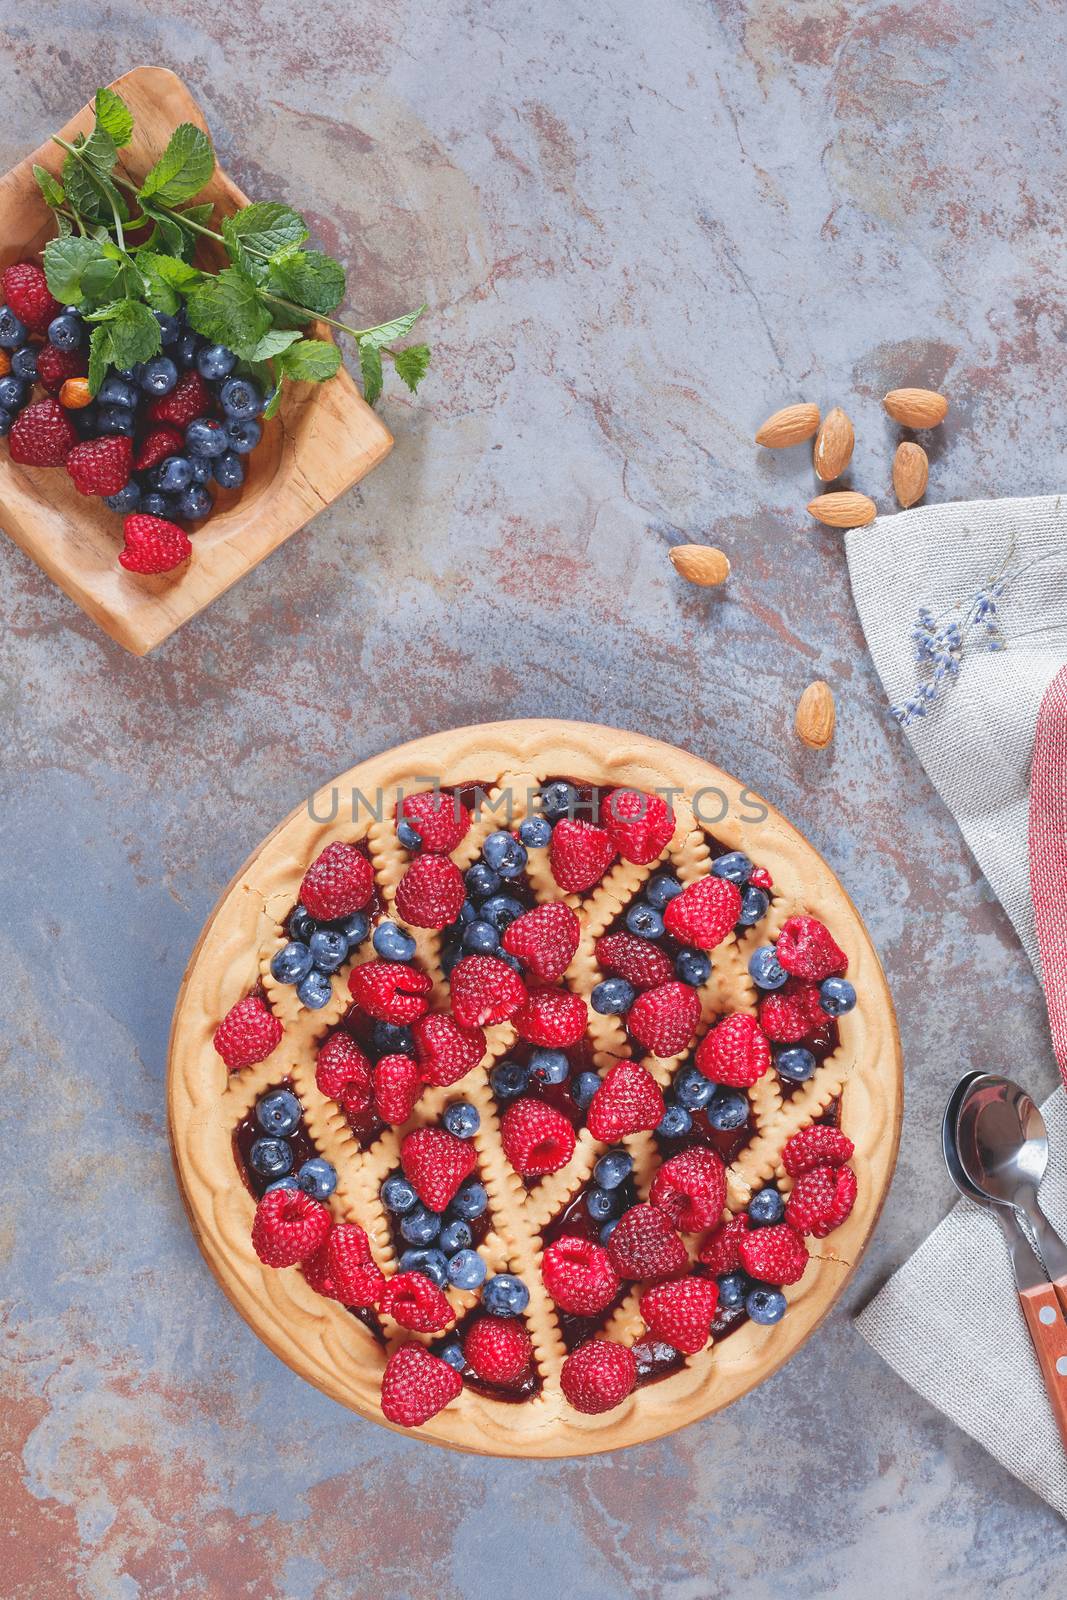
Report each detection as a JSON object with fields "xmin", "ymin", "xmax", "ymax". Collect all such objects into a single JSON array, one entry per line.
[
  {"xmin": 440, "ymin": 942, "xmax": 463, "ymax": 978},
  {"xmin": 586, "ymin": 1186, "xmax": 618, "ymax": 1221},
  {"xmin": 776, "ymin": 1047, "xmax": 816, "ymax": 1083},
  {"xmin": 10, "ymin": 345, "xmax": 37, "ymax": 382},
  {"xmin": 457, "ymin": 900, "xmax": 477, "ymax": 925},
  {"xmin": 309, "ymin": 928, "xmax": 348, "ymax": 973},
  {"xmin": 396, "ymin": 818, "xmax": 421, "ymax": 851},
  {"xmin": 140, "ymin": 355, "xmax": 179, "ymax": 395},
  {"xmin": 98, "ymin": 376, "xmax": 137, "ymax": 409},
  {"xmin": 749, "ymin": 1187, "xmax": 784, "ymax": 1226},
  {"xmin": 591, "ymin": 977, "xmax": 636, "ymax": 1014},
  {"xmin": 447, "ymin": 1249, "xmax": 487, "ymax": 1291},
  {"xmin": 97, "ymin": 404, "xmax": 135, "ymax": 437},
  {"xmin": 646, "ymin": 873, "xmax": 683, "ymax": 910},
  {"xmin": 490, "ymin": 1060, "xmax": 529, "ymax": 1099},
  {"xmin": 401, "ymin": 1204, "xmax": 442, "ymax": 1245},
  {"xmin": 540, "ymin": 781, "xmax": 578, "ymax": 820},
  {"xmin": 707, "ymin": 1089, "xmax": 749, "ymax": 1131},
  {"xmin": 249, "ymin": 1137, "xmax": 293, "ymax": 1179},
  {"xmin": 712, "ymin": 851, "xmax": 752, "ymax": 885},
  {"xmin": 399, "ymin": 1247, "xmax": 448, "ymax": 1287},
  {"xmin": 72, "ymin": 402, "xmax": 98, "ymax": 436},
  {"xmin": 339, "ymin": 910, "xmax": 370, "ymax": 950},
  {"xmin": 462, "ymin": 919, "xmax": 500, "ymax": 954},
  {"xmin": 439, "ymin": 1338, "xmax": 467, "ymax": 1370},
  {"xmin": 483, "ymin": 1273, "xmax": 529, "ymax": 1316},
  {"xmin": 382, "ymin": 1173, "xmax": 418, "ymax": 1213},
  {"xmin": 594, "ymin": 1149, "xmax": 633, "ymax": 1190},
  {"xmin": 104, "ymin": 481, "xmax": 142, "ymax": 513},
  {"xmin": 717, "ymin": 1271, "xmax": 747, "ymax": 1310},
  {"xmin": 450, "ymin": 1179, "xmax": 489, "ymax": 1220},
  {"xmin": 675, "ymin": 1066, "xmax": 714, "ymax": 1110},
  {"xmin": 213, "ymin": 449, "xmax": 244, "ymax": 490},
  {"xmin": 296, "ymin": 969, "xmax": 333, "ymax": 1009},
  {"xmin": 289, "ymin": 904, "xmax": 317, "ymax": 941},
  {"xmin": 265, "ymin": 1175, "xmax": 300, "ymax": 1193},
  {"xmin": 0, "ymin": 406, "xmax": 15, "ymax": 437},
  {"xmin": 372, "ymin": 1020, "xmax": 414, "ymax": 1056},
  {"xmin": 748, "ymin": 947, "xmax": 787, "ymax": 990},
  {"xmin": 599, "ymin": 1218, "xmax": 620, "ymax": 1243},
  {"xmin": 176, "ymin": 483, "xmax": 213, "ymax": 521},
  {"xmin": 439, "ymin": 1217, "xmax": 473, "ymax": 1254},
  {"xmin": 572, "ymin": 1070, "xmax": 601, "ymax": 1110},
  {"xmin": 226, "ymin": 415, "xmax": 263, "ymax": 454},
  {"xmin": 465, "ymin": 862, "xmax": 501, "ymax": 901},
  {"xmin": 675, "ymin": 948, "xmax": 712, "ymax": 987},
  {"xmin": 738, "ymin": 887, "xmax": 770, "ymax": 928},
  {"xmin": 256, "ymin": 1089, "xmax": 302, "ymax": 1137},
  {"xmin": 528, "ymin": 1048, "xmax": 569, "ymax": 1086},
  {"xmin": 116, "ymin": 365, "xmax": 143, "ymax": 383},
  {"xmin": 819, "ymin": 977, "xmax": 856, "ymax": 1016},
  {"xmin": 46, "ymin": 311, "xmax": 82, "ymax": 350},
  {"xmin": 270, "ymin": 940, "xmax": 314, "ymax": 985},
  {"xmin": 140, "ymin": 492, "xmax": 173, "ymax": 518},
  {"xmin": 196, "ymin": 343, "xmax": 237, "ymax": 380},
  {"xmin": 220, "ymin": 375, "xmax": 264, "ymax": 418},
  {"xmin": 189, "ymin": 455, "xmax": 213, "ymax": 483},
  {"xmin": 298, "ymin": 1156, "xmax": 337, "ymax": 1200},
  {"xmin": 185, "ymin": 417, "xmax": 228, "ymax": 457},
  {"xmin": 153, "ymin": 311, "xmax": 181, "ymax": 346},
  {"xmin": 175, "ymin": 330, "xmax": 200, "ymax": 368},
  {"xmin": 0, "ymin": 374, "xmax": 25, "ymax": 410},
  {"xmin": 519, "ymin": 815, "xmax": 553, "ymax": 847},
  {"xmin": 0, "ymin": 309, "xmax": 26, "ymax": 347},
  {"xmin": 443, "ymin": 1101, "xmax": 480, "ymax": 1139},
  {"xmin": 477, "ymin": 894, "xmax": 525, "ymax": 933},
  {"xmin": 625, "ymin": 902, "xmax": 665, "ymax": 940},
  {"xmin": 746, "ymin": 1287, "xmax": 787, "ymax": 1325},
  {"xmin": 158, "ymin": 455, "xmax": 193, "ymax": 494},
  {"xmin": 373, "ymin": 921, "xmax": 417, "ymax": 962},
  {"xmin": 655, "ymin": 1101, "xmax": 693, "ymax": 1139},
  {"xmin": 482, "ymin": 831, "xmax": 527, "ymax": 878}
]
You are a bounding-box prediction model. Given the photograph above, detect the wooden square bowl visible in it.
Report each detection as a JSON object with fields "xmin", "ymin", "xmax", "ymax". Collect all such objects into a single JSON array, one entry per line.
[{"xmin": 0, "ymin": 65, "xmax": 393, "ymax": 655}]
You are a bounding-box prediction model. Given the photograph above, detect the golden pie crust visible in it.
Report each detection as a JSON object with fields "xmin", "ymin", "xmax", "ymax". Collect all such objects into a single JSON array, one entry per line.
[{"xmin": 167, "ymin": 719, "xmax": 902, "ymax": 1455}]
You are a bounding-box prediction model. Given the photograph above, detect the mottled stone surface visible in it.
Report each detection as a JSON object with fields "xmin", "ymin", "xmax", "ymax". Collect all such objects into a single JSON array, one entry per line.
[{"xmin": 1, "ymin": 2, "xmax": 1065, "ymax": 1594}]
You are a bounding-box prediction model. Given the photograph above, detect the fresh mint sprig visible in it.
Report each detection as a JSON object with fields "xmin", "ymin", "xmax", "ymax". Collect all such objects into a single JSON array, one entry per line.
[{"xmin": 34, "ymin": 86, "xmax": 428, "ymax": 410}]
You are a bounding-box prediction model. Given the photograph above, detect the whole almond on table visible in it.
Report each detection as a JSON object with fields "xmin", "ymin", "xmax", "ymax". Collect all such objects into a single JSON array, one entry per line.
[
  {"xmin": 882, "ymin": 388, "xmax": 948, "ymax": 428},
  {"xmin": 669, "ymin": 545, "xmax": 730, "ymax": 587},
  {"xmin": 892, "ymin": 441, "xmax": 928, "ymax": 508},
  {"xmin": 806, "ymin": 491, "xmax": 877, "ymax": 528},
  {"xmin": 755, "ymin": 403, "xmax": 820, "ymax": 448},
  {"xmin": 795, "ymin": 681, "xmax": 836, "ymax": 749},
  {"xmin": 812, "ymin": 406, "xmax": 855, "ymax": 482}
]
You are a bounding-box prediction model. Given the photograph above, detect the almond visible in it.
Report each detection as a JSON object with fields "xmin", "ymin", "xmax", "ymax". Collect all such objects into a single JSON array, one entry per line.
[
  {"xmin": 755, "ymin": 403, "xmax": 820, "ymax": 448},
  {"xmin": 669, "ymin": 545, "xmax": 730, "ymax": 587},
  {"xmin": 892, "ymin": 441, "xmax": 928, "ymax": 508},
  {"xmin": 812, "ymin": 406, "xmax": 855, "ymax": 482},
  {"xmin": 795, "ymin": 681, "xmax": 835, "ymax": 749},
  {"xmin": 882, "ymin": 387, "xmax": 948, "ymax": 428},
  {"xmin": 806, "ymin": 491, "xmax": 877, "ymax": 528}
]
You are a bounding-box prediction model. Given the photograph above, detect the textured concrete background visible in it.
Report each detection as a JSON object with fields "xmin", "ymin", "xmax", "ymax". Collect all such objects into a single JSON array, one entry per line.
[{"xmin": 1, "ymin": 1, "xmax": 1065, "ymax": 1595}]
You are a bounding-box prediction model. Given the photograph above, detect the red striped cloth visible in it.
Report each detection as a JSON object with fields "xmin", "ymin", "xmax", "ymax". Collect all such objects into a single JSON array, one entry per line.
[{"xmin": 1029, "ymin": 664, "xmax": 1067, "ymax": 1090}]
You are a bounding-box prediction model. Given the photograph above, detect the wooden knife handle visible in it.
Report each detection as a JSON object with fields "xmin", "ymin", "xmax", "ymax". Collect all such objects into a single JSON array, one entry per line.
[
  {"xmin": 1052, "ymin": 1274, "xmax": 1067, "ymax": 1321},
  {"xmin": 1019, "ymin": 1282, "xmax": 1067, "ymax": 1452}
]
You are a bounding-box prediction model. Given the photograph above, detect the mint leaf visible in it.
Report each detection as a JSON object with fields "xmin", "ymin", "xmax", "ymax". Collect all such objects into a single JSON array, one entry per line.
[
  {"xmin": 251, "ymin": 327, "xmax": 303, "ymax": 360},
  {"xmin": 94, "ymin": 87, "xmax": 133, "ymax": 148},
  {"xmin": 79, "ymin": 124, "xmax": 118, "ymax": 175},
  {"xmin": 224, "ymin": 202, "xmax": 308, "ymax": 261},
  {"xmin": 79, "ymin": 256, "xmax": 123, "ymax": 304},
  {"xmin": 43, "ymin": 236, "xmax": 105, "ymax": 302},
  {"xmin": 139, "ymin": 204, "xmax": 196, "ymax": 260},
  {"xmin": 84, "ymin": 298, "xmax": 162, "ymax": 368},
  {"xmin": 139, "ymin": 123, "xmax": 215, "ymax": 206},
  {"xmin": 278, "ymin": 338, "xmax": 341, "ymax": 382},
  {"xmin": 267, "ymin": 250, "xmax": 345, "ymax": 314},
  {"xmin": 263, "ymin": 384, "xmax": 284, "ymax": 421},
  {"xmin": 392, "ymin": 343, "xmax": 431, "ymax": 393},
  {"xmin": 359, "ymin": 304, "xmax": 426, "ymax": 350},
  {"xmin": 87, "ymin": 326, "xmax": 110, "ymax": 396},
  {"xmin": 186, "ymin": 266, "xmax": 271, "ymax": 358},
  {"xmin": 33, "ymin": 164, "xmax": 65, "ymax": 209},
  {"xmin": 359, "ymin": 341, "xmax": 383, "ymax": 405},
  {"xmin": 179, "ymin": 201, "xmax": 216, "ymax": 227},
  {"xmin": 62, "ymin": 151, "xmax": 126, "ymax": 223},
  {"xmin": 138, "ymin": 251, "xmax": 203, "ymax": 312}
]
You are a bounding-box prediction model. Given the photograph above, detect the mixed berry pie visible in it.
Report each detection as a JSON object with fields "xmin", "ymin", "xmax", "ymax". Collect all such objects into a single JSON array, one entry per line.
[{"xmin": 168, "ymin": 720, "xmax": 900, "ymax": 1455}]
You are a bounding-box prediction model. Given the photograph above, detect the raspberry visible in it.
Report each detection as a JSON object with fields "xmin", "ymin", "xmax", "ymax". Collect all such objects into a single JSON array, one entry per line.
[
  {"xmin": 759, "ymin": 983, "xmax": 824, "ymax": 1043},
  {"xmin": 401, "ymin": 1126, "xmax": 478, "ymax": 1211},
  {"xmin": 781, "ymin": 1124, "xmax": 855, "ymax": 1177},
  {"xmin": 560, "ymin": 1339, "xmax": 637, "ymax": 1415},
  {"xmin": 595, "ymin": 930, "xmax": 674, "ymax": 990},
  {"xmin": 738, "ymin": 1222, "xmax": 809, "ymax": 1285},
  {"xmin": 380, "ymin": 1270, "xmax": 455, "ymax": 1332},
  {"xmin": 449, "ymin": 954, "xmax": 527, "ymax": 1028},
  {"xmin": 785, "ymin": 1164, "xmax": 857, "ymax": 1237},
  {"xmin": 662, "ymin": 875, "xmax": 742, "ymax": 948},
  {"xmin": 65, "ymin": 434, "xmax": 133, "ymax": 495},
  {"xmin": 695, "ymin": 1012, "xmax": 771, "ymax": 1088},
  {"xmin": 463, "ymin": 1316, "xmax": 533, "ymax": 1384},
  {"xmin": 412, "ymin": 1012, "xmax": 486, "ymax": 1087},
  {"xmin": 373, "ymin": 1053, "xmax": 423, "ymax": 1123},
  {"xmin": 348, "ymin": 959, "xmax": 432, "ymax": 1024},
  {"xmin": 542, "ymin": 1236, "xmax": 620, "ymax": 1316},
  {"xmin": 299, "ymin": 841, "xmax": 374, "ymax": 920},
  {"xmin": 598, "ymin": 788, "xmax": 676, "ymax": 864},
  {"xmin": 380, "ymin": 1344, "xmax": 462, "ymax": 1428},
  {"xmin": 251, "ymin": 1186, "xmax": 330, "ymax": 1269},
  {"xmin": 134, "ymin": 425, "xmax": 184, "ymax": 471},
  {"xmin": 586, "ymin": 1061, "xmax": 665, "ymax": 1140},
  {"xmin": 748, "ymin": 866, "xmax": 773, "ymax": 893},
  {"xmin": 775, "ymin": 916, "xmax": 847, "ymax": 982},
  {"xmin": 8, "ymin": 398, "xmax": 77, "ymax": 467},
  {"xmin": 394, "ymin": 853, "xmax": 466, "ymax": 929},
  {"xmin": 58, "ymin": 377, "xmax": 92, "ymax": 409},
  {"xmin": 626, "ymin": 981, "xmax": 700, "ymax": 1058},
  {"xmin": 649, "ymin": 1147, "xmax": 727, "ymax": 1232},
  {"xmin": 147, "ymin": 368, "xmax": 212, "ymax": 426},
  {"xmin": 118, "ymin": 513, "xmax": 192, "ymax": 575},
  {"xmin": 315, "ymin": 1031, "xmax": 373, "ymax": 1105},
  {"xmin": 639, "ymin": 1275, "xmax": 719, "ymax": 1354},
  {"xmin": 37, "ymin": 343, "xmax": 87, "ymax": 395},
  {"xmin": 697, "ymin": 1213, "xmax": 751, "ymax": 1274},
  {"xmin": 500, "ymin": 1098, "xmax": 576, "ymax": 1176},
  {"xmin": 397, "ymin": 790, "xmax": 471, "ymax": 853},
  {"xmin": 303, "ymin": 1223, "xmax": 384, "ymax": 1306},
  {"xmin": 502, "ymin": 901, "xmax": 581, "ymax": 982},
  {"xmin": 1, "ymin": 261, "xmax": 61, "ymax": 333},
  {"xmin": 549, "ymin": 818, "xmax": 617, "ymax": 893},
  {"xmin": 213, "ymin": 994, "xmax": 282, "ymax": 1070},
  {"xmin": 607, "ymin": 1203, "xmax": 688, "ymax": 1280},
  {"xmin": 513, "ymin": 986, "xmax": 587, "ymax": 1047}
]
